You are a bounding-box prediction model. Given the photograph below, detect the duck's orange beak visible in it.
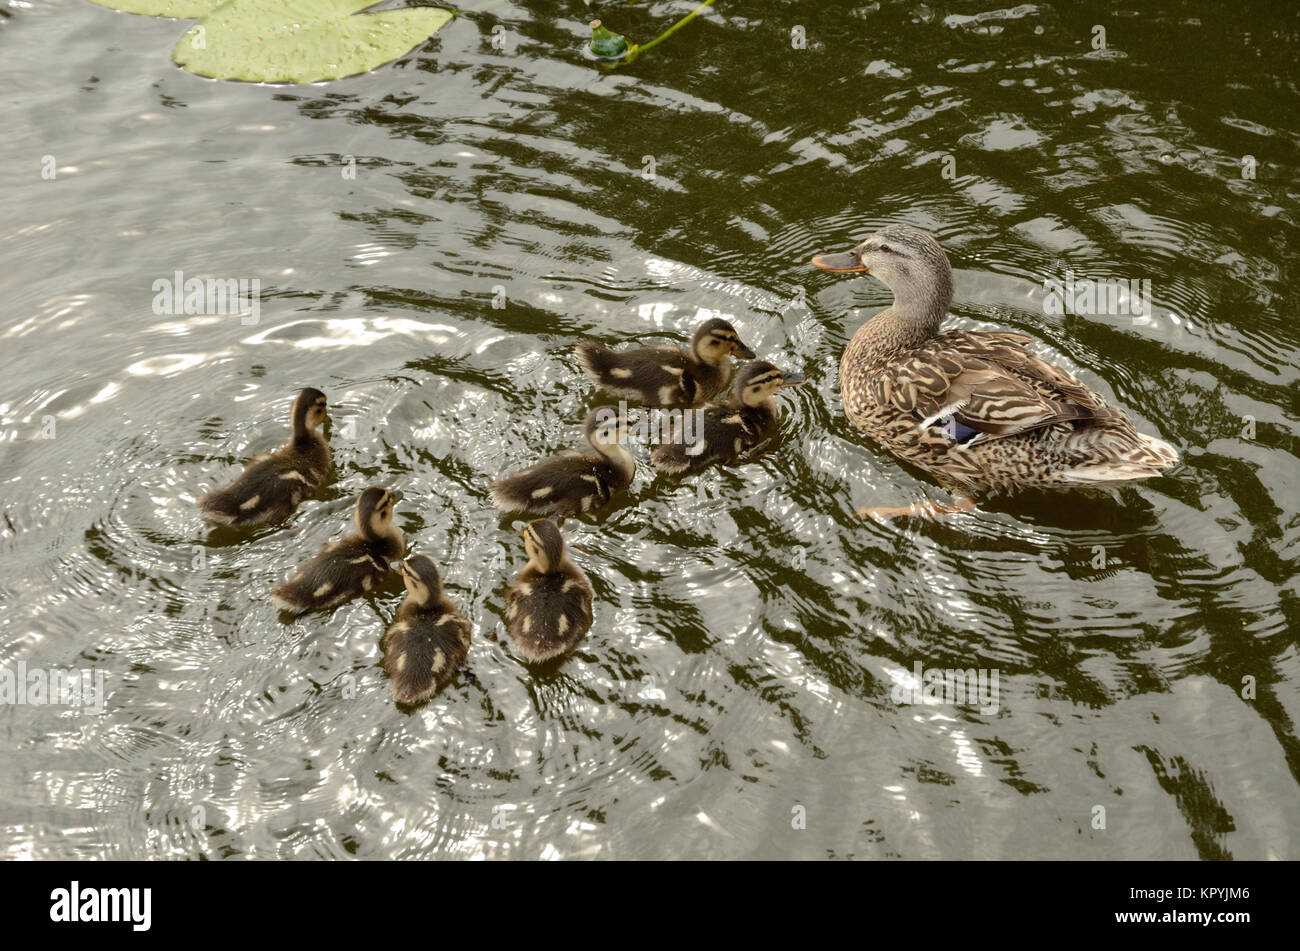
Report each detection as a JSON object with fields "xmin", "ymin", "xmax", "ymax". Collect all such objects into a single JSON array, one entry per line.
[{"xmin": 811, "ymin": 248, "xmax": 868, "ymax": 273}]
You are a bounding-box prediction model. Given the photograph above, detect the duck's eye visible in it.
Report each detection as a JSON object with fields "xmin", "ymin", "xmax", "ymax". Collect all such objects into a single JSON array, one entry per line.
[{"xmin": 879, "ymin": 244, "xmax": 891, "ymax": 254}]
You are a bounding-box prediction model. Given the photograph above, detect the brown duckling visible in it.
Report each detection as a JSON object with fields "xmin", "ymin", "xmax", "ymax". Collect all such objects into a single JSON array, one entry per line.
[
  {"xmin": 505, "ymin": 519, "xmax": 593, "ymax": 664},
  {"xmin": 269, "ymin": 487, "xmax": 404, "ymax": 617},
  {"xmin": 651, "ymin": 361, "xmax": 805, "ymax": 473},
  {"xmin": 197, "ymin": 387, "xmax": 331, "ymax": 526},
  {"xmin": 489, "ymin": 407, "xmax": 633, "ymax": 522},
  {"xmin": 575, "ymin": 317, "xmax": 756, "ymax": 406},
  {"xmin": 381, "ymin": 555, "xmax": 472, "ymax": 705}
]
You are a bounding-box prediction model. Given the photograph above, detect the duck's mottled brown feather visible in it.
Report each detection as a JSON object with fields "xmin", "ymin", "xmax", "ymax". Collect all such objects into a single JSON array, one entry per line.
[{"xmin": 843, "ymin": 327, "xmax": 1177, "ymax": 493}]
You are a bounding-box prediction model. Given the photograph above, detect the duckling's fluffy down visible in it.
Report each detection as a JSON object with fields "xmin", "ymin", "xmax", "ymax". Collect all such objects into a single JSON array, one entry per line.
[
  {"xmin": 381, "ymin": 609, "xmax": 471, "ymax": 704},
  {"xmin": 505, "ymin": 571, "xmax": 592, "ymax": 663}
]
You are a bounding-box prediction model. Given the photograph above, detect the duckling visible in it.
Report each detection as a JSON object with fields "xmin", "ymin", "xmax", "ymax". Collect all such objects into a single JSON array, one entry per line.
[
  {"xmin": 651, "ymin": 361, "xmax": 806, "ymax": 473},
  {"xmin": 489, "ymin": 407, "xmax": 633, "ymax": 521},
  {"xmin": 381, "ymin": 555, "xmax": 472, "ymax": 705},
  {"xmin": 268, "ymin": 487, "xmax": 404, "ymax": 617},
  {"xmin": 575, "ymin": 317, "xmax": 756, "ymax": 406},
  {"xmin": 197, "ymin": 387, "xmax": 331, "ymax": 526},
  {"xmin": 505, "ymin": 518, "xmax": 593, "ymax": 664}
]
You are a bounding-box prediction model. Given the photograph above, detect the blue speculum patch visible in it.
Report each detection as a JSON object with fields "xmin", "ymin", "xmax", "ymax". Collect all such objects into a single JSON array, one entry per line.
[{"xmin": 936, "ymin": 415, "xmax": 981, "ymax": 444}]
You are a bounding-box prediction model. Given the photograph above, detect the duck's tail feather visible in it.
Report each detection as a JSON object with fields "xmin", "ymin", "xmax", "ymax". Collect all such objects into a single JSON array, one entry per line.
[
  {"xmin": 489, "ymin": 473, "xmax": 557, "ymax": 513},
  {"xmin": 268, "ymin": 584, "xmax": 311, "ymax": 616},
  {"xmin": 649, "ymin": 443, "xmax": 696, "ymax": 474},
  {"xmin": 574, "ymin": 340, "xmax": 615, "ymax": 382},
  {"xmin": 1061, "ymin": 431, "xmax": 1179, "ymax": 484},
  {"xmin": 196, "ymin": 489, "xmax": 250, "ymax": 524},
  {"xmin": 197, "ymin": 485, "xmax": 289, "ymax": 526}
]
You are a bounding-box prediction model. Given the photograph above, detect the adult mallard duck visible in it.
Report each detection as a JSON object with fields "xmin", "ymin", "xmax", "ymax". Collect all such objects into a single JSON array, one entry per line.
[
  {"xmin": 489, "ymin": 407, "xmax": 633, "ymax": 522},
  {"xmin": 812, "ymin": 224, "xmax": 1178, "ymax": 517},
  {"xmin": 575, "ymin": 317, "xmax": 756, "ymax": 406},
  {"xmin": 381, "ymin": 555, "xmax": 472, "ymax": 705},
  {"xmin": 504, "ymin": 518, "xmax": 593, "ymax": 664},
  {"xmin": 269, "ymin": 487, "xmax": 404, "ymax": 616},
  {"xmin": 650, "ymin": 361, "xmax": 805, "ymax": 473},
  {"xmin": 196, "ymin": 387, "xmax": 331, "ymax": 526}
]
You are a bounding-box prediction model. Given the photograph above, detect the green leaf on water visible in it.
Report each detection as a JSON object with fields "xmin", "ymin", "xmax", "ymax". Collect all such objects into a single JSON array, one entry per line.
[
  {"xmin": 588, "ymin": 19, "xmax": 629, "ymax": 59},
  {"xmin": 88, "ymin": 0, "xmax": 226, "ymax": 16},
  {"xmin": 171, "ymin": 0, "xmax": 453, "ymax": 83}
]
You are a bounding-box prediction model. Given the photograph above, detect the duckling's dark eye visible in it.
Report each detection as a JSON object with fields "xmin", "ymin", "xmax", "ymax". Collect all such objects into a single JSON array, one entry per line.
[{"xmin": 879, "ymin": 244, "xmax": 891, "ymax": 254}]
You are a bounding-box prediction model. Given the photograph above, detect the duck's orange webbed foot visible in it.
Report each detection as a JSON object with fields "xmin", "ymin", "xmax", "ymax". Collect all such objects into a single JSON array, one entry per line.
[{"xmin": 856, "ymin": 497, "xmax": 976, "ymax": 521}]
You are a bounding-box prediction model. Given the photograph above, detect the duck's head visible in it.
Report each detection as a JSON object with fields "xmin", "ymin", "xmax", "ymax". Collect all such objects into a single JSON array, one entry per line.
[
  {"xmin": 518, "ymin": 518, "xmax": 567, "ymax": 573},
  {"xmin": 585, "ymin": 406, "xmax": 633, "ymax": 450},
  {"xmin": 734, "ymin": 361, "xmax": 806, "ymax": 408},
  {"xmin": 355, "ymin": 486, "xmax": 403, "ymax": 541},
  {"xmin": 812, "ymin": 224, "xmax": 953, "ymax": 321},
  {"xmin": 692, "ymin": 318, "xmax": 756, "ymax": 365},
  {"xmin": 399, "ymin": 554, "xmax": 443, "ymax": 606},
  {"xmin": 292, "ymin": 387, "xmax": 329, "ymax": 437}
]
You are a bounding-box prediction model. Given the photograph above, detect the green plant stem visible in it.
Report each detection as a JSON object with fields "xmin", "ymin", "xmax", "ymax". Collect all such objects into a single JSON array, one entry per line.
[
  {"xmin": 634, "ymin": 0, "xmax": 716, "ymax": 57},
  {"xmin": 602, "ymin": 0, "xmax": 717, "ymax": 68}
]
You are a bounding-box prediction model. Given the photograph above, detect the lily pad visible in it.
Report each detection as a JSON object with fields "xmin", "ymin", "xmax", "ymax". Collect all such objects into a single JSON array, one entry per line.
[
  {"xmin": 88, "ymin": 1, "xmax": 226, "ymax": 15},
  {"xmin": 589, "ymin": 19, "xmax": 629, "ymax": 58},
  {"xmin": 172, "ymin": 0, "xmax": 453, "ymax": 83}
]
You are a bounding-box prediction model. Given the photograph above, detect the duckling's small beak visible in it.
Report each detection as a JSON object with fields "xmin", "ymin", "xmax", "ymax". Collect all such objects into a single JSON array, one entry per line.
[
  {"xmin": 780, "ymin": 372, "xmax": 807, "ymax": 387},
  {"xmin": 733, "ymin": 340, "xmax": 757, "ymax": 359},
  {"xmin": 388, "ymin": 490, "xmax": 404, "ymax": 503},
  {"xmin": 812, "ymin": 249, "xmax": 868, "ymax": 273}
]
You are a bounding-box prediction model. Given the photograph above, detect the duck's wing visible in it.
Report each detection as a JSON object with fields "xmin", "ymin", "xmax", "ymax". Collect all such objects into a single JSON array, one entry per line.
[
  {"xmin": 197, "ymin": 455, "xmax": 305, "ymax": 525},
  {"xmin": 873, "ymin": 330, "xmax": 1104, "ymax": 444},
  {"xmin": 268, "ymin": 536, "xmax": 388, "ymax": 614},
  {"xmin": 575, "ymin": 342, "xmax": 695, "ymax": 405},
  {"xmin": 490, "ymin": 452, "xmax": 614, "ymax": 515}
]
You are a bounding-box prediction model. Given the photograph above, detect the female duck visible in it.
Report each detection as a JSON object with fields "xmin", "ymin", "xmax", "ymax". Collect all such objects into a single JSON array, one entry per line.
[
  {"xmin": 381, "ymin": 555, "xmax": 472, "ymax": 705},
  {"xmin": 576, "ymin": 317, "xmax": 756, "ymax": 406},
  {"xmin": 197, "ymin": 387, "xmax": 331, "ymax": 526},
  {"xmin": 651, "ymin": 361, "xmax": 805, "ymax": 473},
  {"xmin": 812, "ymin": 224, "xmax": 1178, "ymax": 515},
  {"xmin": 489, "ymin": 407, "xmax": 633, "ymax": 521},
  {"xmin": 505, "ymin": 519, "xmax": 593, "ymax": 664},
  {"xmin": 269, "ymin": 487, "xmax": 404, "ymax": 616}
]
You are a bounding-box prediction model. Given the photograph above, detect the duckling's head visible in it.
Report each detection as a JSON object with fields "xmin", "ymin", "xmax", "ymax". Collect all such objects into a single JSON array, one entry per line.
[
  {"xmin": 293, "ymin": 387, "xmax": 329, "ymax": 436},
  {"xmin": 519, "ymin": 518, "xmax": 567, "ymax": 573},
  {"xmin": 734, "ymin": 361, "xmax": 806, "ymax": 408},
  {"xmin": 692, "ymin": 318, "xmax": 757, "ymax": 365},
  {"xmin": 812, "ymin": 224, "xmax": 953, "ymax": 323},
  {"xmin": 355, "ymin": 486, "xmax": 403, "ymax": 541},
  {"xmin": 399, "ymin": 555, "xmax": 443, "ymax": 606},
  {"xmin": 585, "ymin": 406, "xmax": 633, "ymax": 450}
]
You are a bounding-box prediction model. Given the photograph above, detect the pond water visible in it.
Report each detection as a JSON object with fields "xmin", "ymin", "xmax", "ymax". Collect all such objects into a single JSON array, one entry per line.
[{"xmin": 2, "ymin": 0, "xmax": 1297, "ymax": 859}]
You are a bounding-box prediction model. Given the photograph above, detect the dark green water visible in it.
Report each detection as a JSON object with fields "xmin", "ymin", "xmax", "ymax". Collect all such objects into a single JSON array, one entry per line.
[{"xmin": 2, "ymin": 0, "xmax": 1297, "ymax": 859}]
